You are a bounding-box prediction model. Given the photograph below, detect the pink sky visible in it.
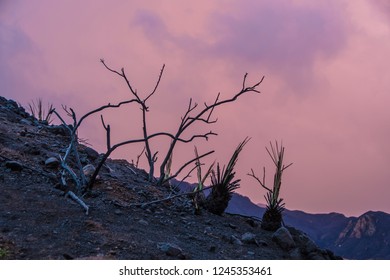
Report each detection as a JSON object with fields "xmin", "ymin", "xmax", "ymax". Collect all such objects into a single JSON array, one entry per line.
[{"xmin": 1, "ymin": 0, "xmax": 390, "ymax": 217}]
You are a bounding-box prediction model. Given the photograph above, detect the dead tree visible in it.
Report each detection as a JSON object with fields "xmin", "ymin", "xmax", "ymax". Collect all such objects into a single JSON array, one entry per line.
[
  {"xmin": 100, "ymin": 60, "xmax": 265, "ymax": 187},
  {"xmin": 100, "ymin": 59, "xmax": 163, "ymax": 182},
  {"xmin": 52, "ymin": 60, "xmax": 265, "ymax": 196}
]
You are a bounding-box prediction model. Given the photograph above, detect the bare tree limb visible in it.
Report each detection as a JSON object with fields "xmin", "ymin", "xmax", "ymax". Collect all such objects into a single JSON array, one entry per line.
[
  {"xmin": 128, "ymin": 185, "xmax": 214, "ymax": 207},
  {"xmin": 144, "ymin": 64, "xmax": 165, "ymax": 102},
  {"xmin": 100, "ymin": 115, "xmax": 111, "ymax": 151},
  {"xmin": 66, "ymin": 191, "xmax": 89, "ymax": 215},
  {"xmin": 161, "ymin": 150, "xmax": 215, "ymax": 186},
  {"xmin": 157, "ymin": 74, "xmax": 265, "ymax": 184}
]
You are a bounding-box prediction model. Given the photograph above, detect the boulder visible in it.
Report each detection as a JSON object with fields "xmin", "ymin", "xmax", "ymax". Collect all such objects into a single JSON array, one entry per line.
[{"xmin": 272, "ymin": 227, "xmax": 296, "ymax": 250}]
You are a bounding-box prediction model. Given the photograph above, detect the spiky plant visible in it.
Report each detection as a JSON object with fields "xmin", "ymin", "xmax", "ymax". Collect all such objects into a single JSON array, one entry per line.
[
  {"xmin": 248, "ymin": 141, "xmax": 292, "ymax": 231},
  {"xmin": 28, "ymin": 98, "xmax": 54, "ymax": 124},
  {"xmin": 163, "ymin": 150, "xmax": 173, "ymax": 185},
  {"xmin": 192, "ymin": 146, "xmax": 214, "ymax": 214},
  {"xmin": 204, "ymin": 138, "xmax": 250, "ymax": 215}
]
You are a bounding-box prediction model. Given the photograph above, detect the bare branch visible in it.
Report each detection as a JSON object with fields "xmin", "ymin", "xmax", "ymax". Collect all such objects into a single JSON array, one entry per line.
[
  {"xmin": 132, "ymin": 146, "xmax": 146, "ymax": 168},
  {"xmin": 65, "ymin": 191, "xmax": 89, "ymax": 215},
  {"xmin": 75, "ymin": 99, "xmax": 140, "ymax": 131},
  {"xmin": 129, "ymin": 185, "xmax": 214, "ymax": 207},
  {"xmin": 100, "ymin": 115, "xmax": 111, "ymax": 151},
  {"xmin": 144, "ymin": 64, "xmax": 165, "ymax": 102},
  {"xmin": 161, "ymin": 150, "xmax": 215, "ymax": 185},
  {"xmin": 248, "ymin": 168, "xmax": 273, "ymax": 193}
]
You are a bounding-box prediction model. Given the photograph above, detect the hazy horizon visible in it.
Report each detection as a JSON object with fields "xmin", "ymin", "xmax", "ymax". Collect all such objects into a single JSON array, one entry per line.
[{"xmin": 1, "ymin": 0, "xmax": 390, "ymax": 217}]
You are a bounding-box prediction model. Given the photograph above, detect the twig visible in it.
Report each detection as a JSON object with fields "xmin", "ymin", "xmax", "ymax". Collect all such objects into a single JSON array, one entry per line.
[
  {"xmin": 128, "ymin": 185, "xmax": 214, "ymax": 207},
  {"xmin": 100, "ymin": 115, "xmax": 111, "ymax": 151},
  {"xmin": 66, "ymin": 191, "xmax": 89, "ymax": 215}
]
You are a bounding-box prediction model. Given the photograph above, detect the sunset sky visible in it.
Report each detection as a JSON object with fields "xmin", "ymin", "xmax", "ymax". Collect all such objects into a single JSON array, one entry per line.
[{"xmin": 1, "ymin": 0, "xmax": 389, "ymax": 217}]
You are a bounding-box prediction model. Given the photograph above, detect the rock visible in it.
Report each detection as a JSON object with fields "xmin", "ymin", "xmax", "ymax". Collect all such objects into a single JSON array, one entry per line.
[
  {"xmin": 138, "ymin": 219, "xmax": 149, "ymax": 226},
  {"xmin": 204, "ymin": 226, "xmax": 212, "ymax": 234},
  {"xmin": 5, "ymin": 161, "xmax": 23, "ymax": 171},
  {"xmin": 209, "ymin": 245, "xmax": 217, "ymax": 252},
  {"xmin": 228, "ymin": 223, "xmax": 237, "ymax": 229},
  {"xmin": 83, "ymin": 164, "xmax": 96, "ymax": 177},
  {"xmin": 241, "ymin": 232, "xmax": 257, "ymax": 244},
  {"xmin": 300, "ymin": 235, "xmax": 318, "ymax": 254},
  {"xmin": 46, "ymin": 124, "xmax": 69, "ymax": 136},
  {"xmin": 307, "ymin": 252, "xmax": 326, "ymax": 260},
  {"xmin": 230, "ymin": 235, "xmax": 243, "ymax": 246},
  {"xmin": 289, "ymin": 248, "xmax": 303, "ymax": 260},
  {"xmin": 246, "ymin": 219, "xmax": 259, "ymax": 228},
  {"xmin": 83, "ymin": 146, "xmax": 99, "ymax": 161},
  {"xmin": 272, "ymin": 227, "xmax": 296, "ymax": 250},
  {"xmin": 6, "ymin": 99, "xmax": 18, "ymax": 110},
  {"xmin": 20, "ymin": 119, "xmax": 32, "ymax": 126},
  {"xmin": 157, "ymin": 243, "xmax": 183, "ymax": 257},
  {"xmin": 45, "ymin": 157, "xmax": 60, "ymax": 168}
]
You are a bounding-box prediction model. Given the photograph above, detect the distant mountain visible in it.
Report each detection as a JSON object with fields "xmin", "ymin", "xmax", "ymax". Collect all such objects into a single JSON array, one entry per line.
[
  {"xmin": 227, "ymin": 193, "xmax": 390, "ymax": 259},
  {"xmin": 172, "ymin": 179, "xmax": 390, "ymax": 259}
]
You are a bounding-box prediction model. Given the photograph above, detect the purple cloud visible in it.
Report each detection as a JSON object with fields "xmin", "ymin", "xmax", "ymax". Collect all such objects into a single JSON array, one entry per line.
[{"xmin": 207, "ymin": 1, "xmax": 349, "ymax": 92}]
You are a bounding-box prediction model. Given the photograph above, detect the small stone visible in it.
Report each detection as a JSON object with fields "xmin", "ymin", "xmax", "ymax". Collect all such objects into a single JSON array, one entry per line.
[
  {"xmin": 230, "ymin": 235, "xmax": 243, "ymax": 246},
  {"xmin": 241, "ymin": 232, "xmax": 257, "ymax": 244},
  {"xmin": 20, "ymin": 119, "xmax": 32, "ymax": 126},
  {"xmin": 45, "ymin": 157, "xmax": 60, "ymax": 168},
  {"xmin": 83, "ymin": 146, "xmax": 99, "ymax": 160},
  {"xmin": 247, "ymin": 251, "xmax": 255, "ymax": 256},
  {"xmin": 157, "ymin": 243, "xmax": 183, "ymax": 257},
  {"xmin": 83, "ymin": 164, "xmax": 96, "ymax": 177},
  {"xmin": 209, "ymin": 245, "xmax": 217, "ymax": 252},
  {"xmin": 138, "ymin": 219, "xmax": 149, "ymax": 226},
  {"xmin": 46, "ymin": 124, "xmax": 69, "ymax": 136},
  {"xmin": 307, "ymin": 252, "xmax": 326, "ymax": 260},
  {"xmin": 114, "ymin": 209, "xmax": 123, "ymax": 215},
  {"xmin": 289, "ymin": 248, "xmax": 302, "ymax": 260},
  {"xmin": 257, "ymin": 239, "xmax": 269, "ymax": 247},
  {"xmin": 204, "ymin": 226, "xmax": 212, "ymax": 234},
  {"xmin": 272, "ymin": 227, "xmax": 296, "ymax": 250},
  {"xmin": 228, "ymin": 223, "xmax": 237, "ymax": 229},
  {"xmin": 246, "ymin": 219, "xmax": 259, "ymax": 228},
  {"xmin": 5, "ymin": 161, "xmax": 23, "ymax": 171}
]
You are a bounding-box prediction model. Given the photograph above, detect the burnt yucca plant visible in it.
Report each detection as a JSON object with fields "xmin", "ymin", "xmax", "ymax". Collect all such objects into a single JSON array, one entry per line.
[
  {"xmin": 28, "ymin": 98, "xmax": 54, "ymax": 124},
  {"xmin": 192, "ymin": 147, "xmax": 214, "ymax": 214},
  {"xmin": 249, "ymin": 141, "xmax": 292, "ymax": 231},
  {"xmin": 204, "ymin": 138, "xmax": 250, "ymax": 215}
]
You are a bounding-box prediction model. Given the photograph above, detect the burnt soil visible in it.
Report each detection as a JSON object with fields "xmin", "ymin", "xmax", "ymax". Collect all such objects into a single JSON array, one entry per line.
[{"xmin": 0, "ymin": 97, "xmax": 337, "ymax": 260}]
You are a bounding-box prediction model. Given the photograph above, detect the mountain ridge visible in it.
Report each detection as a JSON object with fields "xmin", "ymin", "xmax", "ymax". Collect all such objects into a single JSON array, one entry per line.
[{"xmin": 226, "ymin": 192, "xmax": 390, "ymax": 259}]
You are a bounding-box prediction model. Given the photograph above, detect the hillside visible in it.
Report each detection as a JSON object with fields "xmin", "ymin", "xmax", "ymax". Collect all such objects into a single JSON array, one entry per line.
[{"xmin": 0, "ymin": 96, "xmax": 340, "ymax": 260}]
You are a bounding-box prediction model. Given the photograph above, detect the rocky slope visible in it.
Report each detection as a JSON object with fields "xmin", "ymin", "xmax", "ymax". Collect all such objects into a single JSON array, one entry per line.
[{"xmin": 0, "ymin": 96, "xmax": 340, "ymax": 260}]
